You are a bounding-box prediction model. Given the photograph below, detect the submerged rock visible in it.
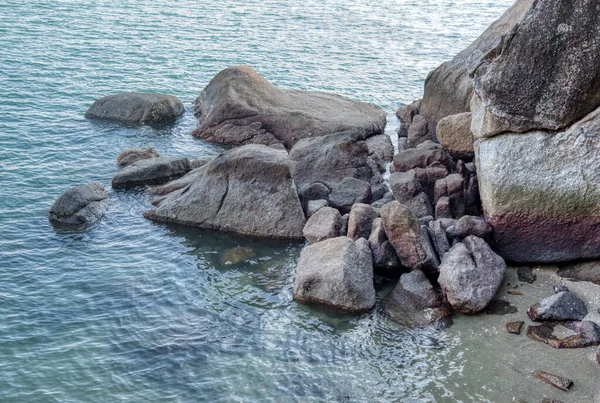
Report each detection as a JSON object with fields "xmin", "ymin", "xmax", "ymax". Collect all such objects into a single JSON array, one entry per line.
[
  {"xmin": 112, "ymin": 157, "xmax": 192, "ymax": 189},
  {"xmin": 116, "ymin": 147, "xmax": 160, "ymax": 167},
  {"xmin": 381, "ymin": 270, "xmax": 452, "ymax": 329},
  {"xmin": 438, "ymin": 235, "xmax": 506, "ymax": 314},
  {"xmin": 144, "ymin": 145, "xmax": 306, "ymax": 239},
  {"xmin": 528, "ymin": 291, "xmax": 588, "ymax": 322},
  {"xmin": 220, "ymin": 246, "xmax": 256, "ymax": 265},
  {"xmin": 49, "ymin": 183, "xmax": 108, "ymax": 226},
  {"xmin": 192, "ymin": 66, "xmax": 386, "ymax": 148},
  {"xmin": 85, "ymin": 92, "xmax": 184, "ymax": 124},
  {"xmin": 293, "ymin": 237, "xmax": 376, "ymax": 312}
]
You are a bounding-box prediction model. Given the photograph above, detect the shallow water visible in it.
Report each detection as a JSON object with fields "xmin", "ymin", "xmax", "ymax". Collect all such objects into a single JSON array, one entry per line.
[{"xmin": 7, "ymin": 0, "xmax": 593, "ymax": 401}]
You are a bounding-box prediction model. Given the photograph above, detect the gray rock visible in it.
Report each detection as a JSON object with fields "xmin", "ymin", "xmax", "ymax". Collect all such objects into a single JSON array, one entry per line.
[
  {"xmin": 340, "ymin": 213, "xmax": 349, "ymax": 237},
  {"xmin": 435, "ymin": 196, "xmax": 452, "ymax": 219},
  {"xmin": 471, "ymin": 0, "xmax": 600, "ymax": 138},
  {"xmin": 149, "ymin": 166, "xmax": 206, "ymax": 196},
  {"xmin": 517, "ymin": 266, "xmax": 536, "ymax": 284},
  {"xmin": 528, "ymin": 321, "xmax": 600, "ymax": 349},
  {"xmin": 528, "ymin": 291, "xmax": 588, "ymax": 322},
  {"xmin": 414, "ymin": 166, "xmax": 449, "ymax": 201},
  {"xmin": 116, "ymin": 147, "xmax": 160, "ymax": 167},
  {"xmin": 299, "ymin": 181, "xmax": 330, "ymax": 211},
  {"xmin": 306, "ymin": 199, "xmax": 328, "ymax": 218},
  {"xmin": 48, "ymin": 183, "xmax": 108, "ymax": 226},
  {"xmin": 192, "ymin": 66, "xmax": 386, "ymax": 148},
  {"xmin": 190, "ymin": 157, "xmax": 214, "ymax": 169},
  {"xmin": 112, "ymin": 157, "xmax": 192, "ymax": 189},
  {"xmin": 476, "ymin": 114, "xmax": 600, "ymax": 262},
  {"xmin": 419, "ymin": 215, "xmax": 434, "ymax": 226},
  {"xmin": 393, "ymin": 147, "xmax": 451, "ymax": 173},
  {"xmin": 293, "ymin": 237, "xmax": 376, "ymax": 312},
  {"xmin": 366, "ymin": 134, "xmax": 394, "ymax": 172},
  {"xmin": 389, "ymin": 170, "xmax": 421, "ymax": 202},
  {"xmin": 382, "ymin": 270, "xmax": 452, "ymax": 329},
  {"xmin": 419, "ymin": 0, "xmax": 535, "ymax": 123},
  {"xmin": 380, "ymin": 201, "xmax": 436, "ymax": 271},
  {"xmin": 407, "ymin": 115, "xmax": 432, "ymax": 148},
  {"xmin": 438, "ymin": 235, "xmax": 506, "ymax": 314},
  {"xmin": 371, "ymin": 192, "xmax": 394, "ymax": 209},
  {"xmin": 433, "ymin": 174, "xmax": 464, "ymax": 219},
  {"xmin": 554, "ymin": 284, "xmax": 569, "ymax": 293},
  {"xmin": 347, "ymin": 203, "xmax": 378, "ymax": 241},
  {"xmin": 329, "ymin": 177, "xmax": 372, "ymax": 214},
  {"xmin": 436, "ymin": 113, "xmax": 473, "ymax": 154},
  {"xmin": 85, "ymin": 92, "xmax": 184, "ymax": 124},
  {"xmin": 396, "ymin": 101, "xmax": 420, "ymax": 124},
  {"xmin": 144, "ymin": 145, "xmax": 306, "ymax": 239},
  {"xmin": 303, "ymin": 207, "xmax": 342, "ymax": 244},
  {"xmin": 428, "ymin": 219, "xmax": 451, "ymax": 259},
  {"xmin": 454, "ymin": 215, "xmax": 492, "ymax": 238},
  {"xmin": 368, "ymin": 218, "xmax": 402, "ymax": 272},
  {"xmin": 289, "ymin": 129, "xmax": 382, "ymax": 190}
]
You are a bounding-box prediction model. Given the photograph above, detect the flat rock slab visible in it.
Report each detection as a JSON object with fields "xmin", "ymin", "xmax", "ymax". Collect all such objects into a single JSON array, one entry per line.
[
  {"xmin": 528, "ymin": 291, "xmax": 588, "ymax": 322},
  {"xmin": 85, "ymin": 92, "xmax": 184, "ymax": 124},
  {"xmin": 293, "ymin": 237, "xmax": 375, "ymax": 312},
  {"xmin": 192, "ymin": 66, "xmax": 386, "ymax": 148},
  {"xmin": 49, "ymin": 182, "xmax": 108, "ymax": 226},
  {"xmin": 532, "ymin": 370, "xmax": 573, "ymax": 392},
  {"xmin": 557, "ymin": 261, "xmax": 600, "ymax": 285},
  {"xmin": 144, "ymin": 144, "xmax": 306, "ymax": 239},
  {"xmin": 527, "ymin": 321, "xmax": 600, "ymax": 349},
  {"xmin": 112, "ymin": 157, "xmax": 192, "ymax": 189}
]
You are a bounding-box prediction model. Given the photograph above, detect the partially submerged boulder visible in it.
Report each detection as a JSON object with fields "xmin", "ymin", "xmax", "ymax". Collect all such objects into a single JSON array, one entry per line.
[
  {"xmin": 293, "ymin": 237, "xmax": 376, "ymax": 312},
  {"xmin": 438, "ymin": 235, "xmax": 506, "ymax": 314},
  {"xmin": 144, "ymin": 145, "xmax": 306, "ymax": 239},
  {"xmin": 49, "ymin": 183, "xmax": 108, "ymax": 226},
  {"xmin": 112, "ymin": 157, "xmax": 192, "ymax": 189},
  {"xmin": 85, "ymin": 92, "xmax": 184, "ymax": 124},
  {"xmin": 117, "ymin": 147, "xmax": 160, "ymax": 167},
  {"xmin": 381, "ymin": 270, "xmax": 452, "ymax": 329},
  {"xmin": 192, "ymin": 66, "xmax": 386, "ymax": 148}
]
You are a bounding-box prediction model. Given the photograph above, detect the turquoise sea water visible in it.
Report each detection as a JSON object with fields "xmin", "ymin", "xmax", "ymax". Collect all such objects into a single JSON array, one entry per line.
[{"xmin": 1, "ymin": 1, "xmax": 515, "ymax": 401}]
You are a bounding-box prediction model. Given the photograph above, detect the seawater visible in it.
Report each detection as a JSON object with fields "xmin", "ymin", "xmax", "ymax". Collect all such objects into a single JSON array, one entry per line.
[{"xmin": 0, "ymin": 1, "xmax": 515, "ymax": 402}]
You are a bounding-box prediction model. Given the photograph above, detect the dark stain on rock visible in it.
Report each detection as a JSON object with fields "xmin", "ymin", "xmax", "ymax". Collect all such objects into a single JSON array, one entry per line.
[{"xmin": 485, "ymin": 299, "xmax": 518, "ymax": 315}]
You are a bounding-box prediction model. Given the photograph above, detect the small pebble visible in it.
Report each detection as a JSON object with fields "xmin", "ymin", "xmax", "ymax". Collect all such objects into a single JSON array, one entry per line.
[
  {"xmin": 533, "ymin": 370, "xmax": 573, "ymax": 391},
  {"xmin": 554, "ymin": 284, "xmax": 569, "ymax": 293},
  {"xmin": 507, "ymin": 290, "xmax": 523, "ymax": 296},
  {"xmin": 506, "ymin": 321, "xmax": 524, "ymax": 335},
  {"xmin": 517, "ymin": 266, "xmax": 536, "ymax": 284}
]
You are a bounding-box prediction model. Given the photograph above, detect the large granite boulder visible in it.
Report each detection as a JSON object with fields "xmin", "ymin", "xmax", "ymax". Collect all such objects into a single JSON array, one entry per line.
[
  {"xmin": 112, "ymin": 157, "xmax": 192, "ymax": 189},
  {"xmin": 191, "ymin": 66, "xmax": 386, "ymax": 148},
  {"xmin": 290, "ymin": 129, "xmax": 382, "ymax": 190},
  {"xmin": 418, "ymin": 0, "xmax": 535, "ymax": 123},
  {"xmin": 85, "ymin": 93, "xmax": 184, "ymax": 124},
  {"xmin": 49, "ymin": 183, "xmax": 108, "ymax": 226},
  {"xmin": 438, "ymin": 235, "xmax": 506, "ymax": 314},
  {"xmin": 380, "ymin": 201, "xmax": 437, "ymax": 271},
  {"xmin": 476, "ymin": 111, "xmax": 600, "ymax": 262},
  {"xmin": 471, "ymin": 0, "xmax": 600, "ymax": 138},
  {"xmin": 144, "ymin": 145, "xmax": 306, "ymax": 239},
  {"xmin": 293, "ymin": 237, "xmax": 376, "ymax": 312},
  {"xmin": 382, "ymin": 270, "xmax": 452, "ymax": 329}
]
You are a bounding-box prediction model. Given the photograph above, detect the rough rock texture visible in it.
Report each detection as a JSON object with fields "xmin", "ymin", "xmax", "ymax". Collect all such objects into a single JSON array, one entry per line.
[
  {"xmin": 112, "ymin": 157, "xmax": 192, "ymax": 189},
  {"xmin": 303, "ymin": 207, "xmax": 342, "ymax": 244},
  {"xmin": 117, "ymin": 147, "xmax": 160, "ymax": 167},
  {"xmin": 49, "ymin": 183, "xmax": 108, "ymax": 226},
  {"xmin": 532, "ymin": 370, "xmax": 573, "ymax": 392},
  {"xmin": 85, "ymin": 93, "xmax": 184, "ymax": 124},
  {"xmin": 506, "ymin": 321, "xmax": 524, "ymax": 335},
  {"xmin": 366, "ymin": 134, "xmax": 394, "ymax": 172},
  {"xmin": 436, "ymin": 113, "xmax": 474, "ymax": 154},
  {"xmin": 293, "ymin": 237, "xmax": 376, "ymax": 312},
  {"xmin": 454, "ymin": 215, "xmax": 492, "ymax": 238},
  {"xmin": 528, "ymin": 321, "xmax": 600, "ymax": 349},
  {"xmin": 434, "ymin": 174, "xmax": 465, "ymax": 219},
  {"xmin": 476, "ymin": 112, "xmax": 600, "ymax": 262},
  {"xmin": 419, "ymin": 0, "xmax": 535, "ymax": 123},
  {"xmin": 471, "ymin": 0, "xmax": 600, "ymax": 138},
  {"xmin": 328, "ymin": 177, "xmax": 372, "ymax": 214},
  {"xmin": 558, "ymin": 261, "xmax": 600, "ymax": 285},
  {"xmin": 149, "ymin": 166, "xmax": 205, "ymax": 196},
  {"xmin": 381, "ymin": 270, "xmax": 452, "ymax": 329},
  {"xmin": 368, "ymin": 218, "xmax": 401, "ymax": 272},
  {"xmin": 438, "ymin": 235, "xmax": 506, "ymax": 314},
  {"xmin": 347, "ymin": 203, "xmax": 378, "ymax": 241},
  {"xmin": 380, "ymin": 201, "xmax": 436, "ymax": 271},
  {"xmin": 289, "ymin": 129, "xmax": 382, "ymax": 190},
  {"xmin": 144, "ymin": 145, "xmax": 306, "ymax": 239},
  {"xmin": 428, "ymin": 219, "xmax": 450, "ymax": 259},
  {"xmin": 528, "ymin": 291, "xmax": 588, "ymax": 322},
  {"xmin": 192, "ymin": 66, "xmax": 386, "ymax": 148},
  {"xmin": 393, "ymin": 146, "xmax": 451, "ymax": 173},
  {"xmin": 407, "ymin": 115, "xmax": 432, "ymax": 148},
  {"xmin": 306, "ymin": 199, "xmax": 328, "ymax": 218}
]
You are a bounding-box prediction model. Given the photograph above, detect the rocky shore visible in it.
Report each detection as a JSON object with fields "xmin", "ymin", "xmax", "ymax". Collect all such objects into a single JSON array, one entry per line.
[{"xmin": 50, "ymin": 0, "xmax": 600, "ymax": 400}]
